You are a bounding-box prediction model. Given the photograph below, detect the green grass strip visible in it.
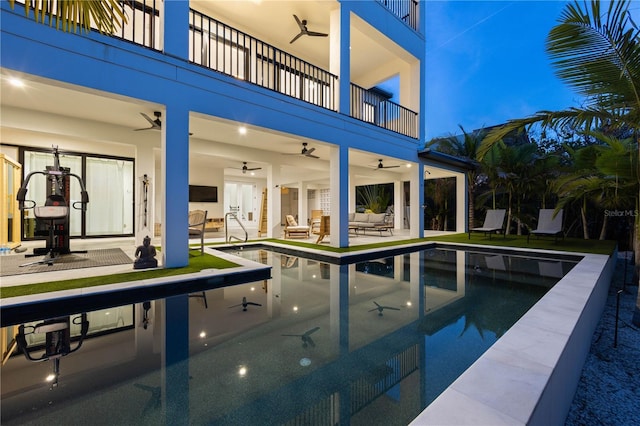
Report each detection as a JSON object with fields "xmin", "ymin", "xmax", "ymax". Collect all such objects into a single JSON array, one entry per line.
[
  {"xmin": 0, "ymin": 251, "xmax": 239, "ymax": 299},
  {"xmin": 423, "ymin": 233, "xmax": 617, "ymax": 255}
]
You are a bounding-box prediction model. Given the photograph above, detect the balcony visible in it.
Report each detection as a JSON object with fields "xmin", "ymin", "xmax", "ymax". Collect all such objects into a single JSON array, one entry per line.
[
  {"xmin": 350, "ymin": 83, "xmax": 418, "ymax": 139},
  {"xmin": 376, "ymin": 0, "xmax": 420, "ymax": 31},
  {"xmin": 189, "ymin": 9, "xmax": 338, "ymax": 112},
  {"xmin": 13, "ymin": 1, "xmax": 419, "ymax": 139}
]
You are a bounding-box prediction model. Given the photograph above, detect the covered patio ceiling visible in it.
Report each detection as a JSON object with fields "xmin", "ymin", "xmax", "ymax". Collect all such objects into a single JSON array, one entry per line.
[{"xmin": 1, "ymin": 71, "xmax": 454, "ymax": 187}]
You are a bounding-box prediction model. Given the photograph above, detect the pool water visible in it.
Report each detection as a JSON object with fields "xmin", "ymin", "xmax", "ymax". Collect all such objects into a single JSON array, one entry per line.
[{"xmin": 0, "ymin": 246, "xmax": 578, "ymax": 425}]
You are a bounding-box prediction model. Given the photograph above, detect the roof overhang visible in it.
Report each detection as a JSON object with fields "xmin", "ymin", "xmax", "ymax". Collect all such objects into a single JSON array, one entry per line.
[{"xmin": 418, "ymin": 148, "xmax": 476, "ymax": 171}]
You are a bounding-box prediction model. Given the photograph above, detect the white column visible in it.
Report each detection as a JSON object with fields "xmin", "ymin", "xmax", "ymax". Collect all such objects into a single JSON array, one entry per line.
[
  {"xmin": 456, "ymin": 172, "xmax": 467, "ymax": 233},
  {"xmin": 267, "ymin": 165, "xmax": 282, "ymax": 238},
  {"xmin": 330, "ymin": 144, "xmax": 349, "ymax": 248},
  {"xmin": 298, "ymin": 181, "xmax": 308, "ymax": 226},
  {"xmin": 410, "ymin": 163, "xmax": 425, "ymax": 238},
  {"xmin": 394, "ymin": 180, "xmax": 402, "ymax": 229}
]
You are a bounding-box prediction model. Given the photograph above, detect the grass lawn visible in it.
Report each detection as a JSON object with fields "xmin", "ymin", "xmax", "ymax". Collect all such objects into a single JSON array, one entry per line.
[
  {"xmin": 0, "ymin": 250, "xmax": 239, "ymax": 299},
  {"xmin": 1, "ymin": 234, "xmax": 616, "ymax": 299}
]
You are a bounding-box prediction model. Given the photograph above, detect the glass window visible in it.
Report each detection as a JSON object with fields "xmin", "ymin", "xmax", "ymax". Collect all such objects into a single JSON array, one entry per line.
[{"xmin": 85, "ymin": 157, "xmax": 134, "ymax": 236}]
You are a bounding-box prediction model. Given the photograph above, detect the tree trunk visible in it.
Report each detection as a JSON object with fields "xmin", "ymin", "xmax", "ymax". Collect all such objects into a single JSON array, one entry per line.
[
  {"xmin": 505, "ymin": 192, "xmax": 513, "ymax": 235},
  {"xmin": 598, "ymin": 214, "xmax": 608, "ymax": 240},
  {"xmin": 581, "ymin": 207, "xmax": 589, "ymax": 239}
]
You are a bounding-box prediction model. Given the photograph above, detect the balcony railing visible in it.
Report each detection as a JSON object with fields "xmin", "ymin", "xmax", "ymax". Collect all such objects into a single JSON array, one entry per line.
[
  {"xmin": 350, "ymin": 83, "xmax": 418, "ymax": 139},
  {"xmin": 16, "ymin": 0, "xmax": 162, "ymax": 50},
  {"xmin": 189, "ymin": 9, "xmax": 338, "ymax": 112},
  {"xmin": 376, "ymin": 0, "xmax": 419, "ymax": 31}
]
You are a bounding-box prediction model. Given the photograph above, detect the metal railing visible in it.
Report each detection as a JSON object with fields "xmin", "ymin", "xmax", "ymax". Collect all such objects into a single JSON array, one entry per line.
[
  {"xmin": 114, "ymin": 0, "xmax": 161, "ymax": 50},
  {"xmin": 376, "ymin": 0, "xmax": 419, "ymax": 31},
  {"xmin": 15, "ymin": 0, "xmax": 162, "ymax": 50},
  {"xmin": 189, "ymin": 9, "xmax": 338, "ymax": 112},
  {"xmin": 350, "ymin": 83, "xmax": 418, "ymax": 139},
  {"xmin": 350, "ymin": 344, "xmax": 419, "ymax": 414},
  {"xmin": 225, "ymin": 212, "xmax": 248, "ymax": 244}
]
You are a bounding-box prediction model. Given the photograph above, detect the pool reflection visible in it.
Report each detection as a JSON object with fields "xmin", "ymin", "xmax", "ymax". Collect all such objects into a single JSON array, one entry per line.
[{"xmin": 1, "ymin": 247, "xmax": 577, "ymax": 425}]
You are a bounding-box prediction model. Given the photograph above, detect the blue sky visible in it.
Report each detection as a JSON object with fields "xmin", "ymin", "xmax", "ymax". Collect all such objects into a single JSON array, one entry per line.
[{"xmin": 423, "ymin": 1, "xmax": 580, "ymax": 139}]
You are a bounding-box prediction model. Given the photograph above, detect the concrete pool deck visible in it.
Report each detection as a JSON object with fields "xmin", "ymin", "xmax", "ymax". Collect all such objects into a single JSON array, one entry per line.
[{"xmin": 411, "ymin": 246, "xmax": 615, "ymax": 425}]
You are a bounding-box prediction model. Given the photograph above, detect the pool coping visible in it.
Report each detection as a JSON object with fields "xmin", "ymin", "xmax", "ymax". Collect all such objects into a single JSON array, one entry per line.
[{"xmin": 410, "ymin": 244, "xmax": 616, "ymax": 425}]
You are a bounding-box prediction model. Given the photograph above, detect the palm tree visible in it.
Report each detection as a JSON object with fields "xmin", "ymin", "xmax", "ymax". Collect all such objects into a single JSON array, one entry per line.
[
  {"xmin": 9, "ymin": 0, "xmax": 126, "ymax": 34},
  {"xmin": 476, "ymin": 0, "xmax": 640, "ymax": 325},
  {"xmin": 427, "ymin": 125, "xmax": 485, "ymax": 228}
]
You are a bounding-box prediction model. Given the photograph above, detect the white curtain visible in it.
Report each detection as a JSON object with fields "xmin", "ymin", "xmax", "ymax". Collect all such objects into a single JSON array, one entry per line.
[{"xmin": 85, "ymin": 158, "xmax": 133, "ymax": 235}]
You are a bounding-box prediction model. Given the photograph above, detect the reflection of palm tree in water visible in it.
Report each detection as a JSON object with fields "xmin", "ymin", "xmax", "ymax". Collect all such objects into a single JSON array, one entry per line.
[{"xmin": 134, "ymin": 383, "xmax": 161, "ymax": 416}]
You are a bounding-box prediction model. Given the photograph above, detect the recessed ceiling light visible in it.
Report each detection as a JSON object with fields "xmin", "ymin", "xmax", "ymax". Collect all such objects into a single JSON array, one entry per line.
[
  {"xmin": 8, "ymin": 77, "xmax": 24, "ymax": 88},
  {"xmin": 238, "ymin": 126, "xmax": 247, "ymax": 135},
  {"xmin": 406, "ymin": 163, "xmax": 412, "ymax": 168}
]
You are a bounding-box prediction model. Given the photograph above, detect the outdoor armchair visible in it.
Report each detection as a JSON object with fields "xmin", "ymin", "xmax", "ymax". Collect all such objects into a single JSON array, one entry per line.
[{"xmin": 188, "ymin": 209, "xmax": 208, "ymax": 254}]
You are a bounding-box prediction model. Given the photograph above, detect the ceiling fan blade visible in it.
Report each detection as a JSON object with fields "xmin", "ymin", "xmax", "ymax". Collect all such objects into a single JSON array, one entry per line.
[
  {"xmin": 290, "ymin": 32, "xmax": 304, "ymax": 44},
  {"xmin": 307, "ymin": 31, "xmax": 328, "ymax": 37},
  {"xmin": 304, "ymin": 147, "xmax": 316, "ymax": 155},
  {"xmin": 384, "ymin": 165, "xmax": 400, "ymax": 168},
  {"xmin": 293, "ymin": 14, "xmax": 304, "ymax": 30},
  {"xmin": 140, "ymin": 112, "xmax": 156, "ymax": 126}
]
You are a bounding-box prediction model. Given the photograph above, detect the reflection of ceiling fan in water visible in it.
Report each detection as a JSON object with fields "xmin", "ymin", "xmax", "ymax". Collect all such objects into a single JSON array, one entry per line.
[
  {"xmin": 282, "ymin": 326, "xmax": 320, "ymax": 348},
  {"xmin": 368, "ymin": 301, "xmax": 400, "ymax": 316},
  {"xmin": 373, "ymin": 159, "xmax": 400, "ymax": 170},
  {"xmin": 228, "ymin": 297, "xmax": 262, "ymax": 312},
  {"xmin": 284, "ymin": 142, "xmax": 319, "ymax": 159},
  {"xmin": 290, "ymin": 15, "xmax": 328, "ymax": 44},
  {"xmin": 236, "ymin": 162, "xmax": 262, "ymax": 174}
]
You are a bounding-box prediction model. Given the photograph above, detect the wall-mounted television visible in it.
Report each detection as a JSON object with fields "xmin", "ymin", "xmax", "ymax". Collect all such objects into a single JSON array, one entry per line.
[{"xmin": 189, "ymin": 185, "xmax": 218, "ymax": 202}]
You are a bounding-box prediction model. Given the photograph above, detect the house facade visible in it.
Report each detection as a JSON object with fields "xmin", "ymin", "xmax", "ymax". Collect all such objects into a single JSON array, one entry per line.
[{"xmin": 1, "ymin": 0, "xmax": 468, "ymax": 267}]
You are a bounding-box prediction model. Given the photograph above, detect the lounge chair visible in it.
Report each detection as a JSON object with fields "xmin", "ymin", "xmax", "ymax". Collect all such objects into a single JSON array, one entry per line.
[
  {"xmin": 468, "ymin": 209, "xmax": 506, "ymax": 239},
  {"xmin": 284, "ymin": 215, "xmax": 310, "ymax": 239},
  {"xmin": 528, "ymin": 209, "xmax": 564, "ymax": 243}
]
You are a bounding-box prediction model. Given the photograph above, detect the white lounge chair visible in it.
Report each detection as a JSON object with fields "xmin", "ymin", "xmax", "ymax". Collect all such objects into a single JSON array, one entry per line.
[
  {"xmin": 528, "ymin": 209, "xmax": 564, "ymax": 243},
  {"xmin": 284, "ymin": 215, "xmax": 310, "ymax": 239},
  {"xmin": 468, "ymin": 209, "xmax": 506, "ymax": 239}
]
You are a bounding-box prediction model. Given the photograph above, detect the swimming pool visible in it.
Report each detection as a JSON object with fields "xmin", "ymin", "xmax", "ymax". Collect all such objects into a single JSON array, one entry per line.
[{"xmin": 0, "ymin": 245, "xmax": 579, "ymax": 425}]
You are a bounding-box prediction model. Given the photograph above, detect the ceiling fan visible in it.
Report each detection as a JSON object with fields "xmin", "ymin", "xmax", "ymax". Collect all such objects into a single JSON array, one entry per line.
[
  {"xmin": 284, "ymin": 142, "xmax": 319, "ymax": 159},
  {"xmin": 290, "ymin": 14, "xmax": 328, "ymax": 44},
  {"xmin": 237, "ymin": 162, "xmax": 262, "ymax": 174},
  {"xmin": 134, "ymin": 111, "xmax": 161, "ymax": 131},
  {"xmin": 374, "ymin": 159, "xmax": 400, "ymax": 170},
  {"xmin": 134, "ymin": 111, "xmax": 193, "ymax": 135}
]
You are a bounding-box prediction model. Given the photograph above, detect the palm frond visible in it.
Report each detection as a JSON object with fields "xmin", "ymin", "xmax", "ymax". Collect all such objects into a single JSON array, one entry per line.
[
  {"xmin": 9, "ymin": 0, "xmax": 127, "ymax": 34},
  {"xmin": 547, "ymin": 0, "xmax": 640, "ymax": 111}
]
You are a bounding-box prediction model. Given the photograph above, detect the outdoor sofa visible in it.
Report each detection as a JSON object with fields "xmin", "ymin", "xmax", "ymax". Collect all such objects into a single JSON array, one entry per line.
[{"xmin": 349, "ymin": 212, "xmax": 393, "ymax": 235}]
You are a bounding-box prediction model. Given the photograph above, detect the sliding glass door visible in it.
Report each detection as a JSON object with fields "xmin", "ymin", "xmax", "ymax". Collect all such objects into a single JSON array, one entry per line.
[{"xmin": 21, "ymin": 149, "xmax": 134, "ymax": 238}]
